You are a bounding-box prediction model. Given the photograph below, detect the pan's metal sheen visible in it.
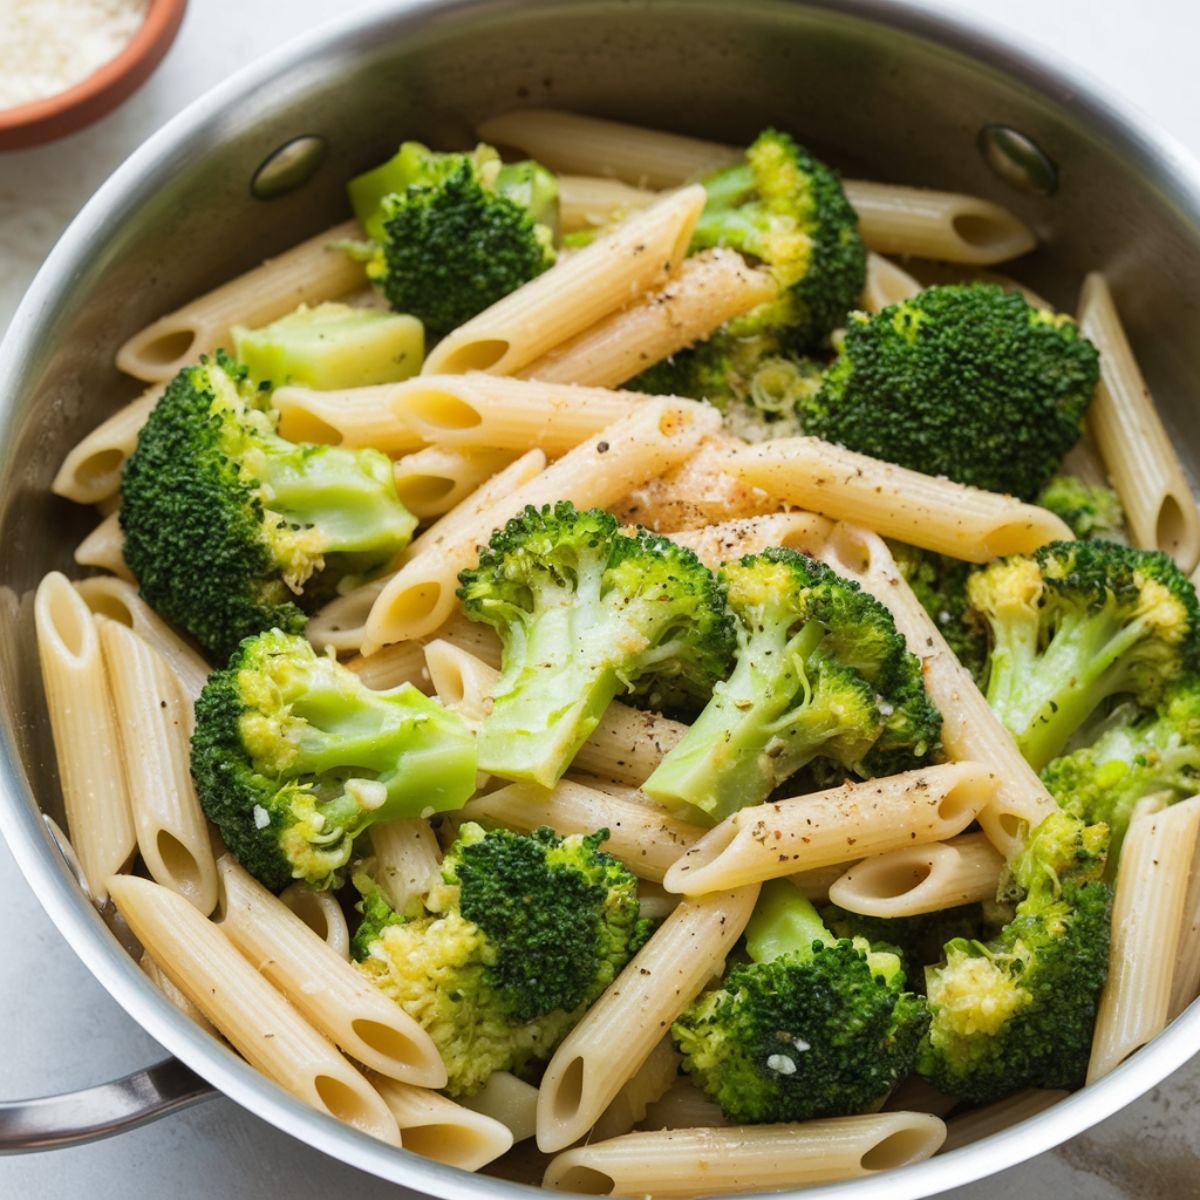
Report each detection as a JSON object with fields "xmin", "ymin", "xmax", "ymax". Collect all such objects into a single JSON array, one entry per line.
[{"xmin": 2, "ymin": 1, "xmax": 1199, "ymax": 1195}]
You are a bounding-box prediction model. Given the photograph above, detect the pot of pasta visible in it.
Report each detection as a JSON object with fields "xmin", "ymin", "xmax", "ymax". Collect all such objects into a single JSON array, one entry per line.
[{"xmin": 2, "ymin": 0, "xmax": 1199, "ymax": 1195}]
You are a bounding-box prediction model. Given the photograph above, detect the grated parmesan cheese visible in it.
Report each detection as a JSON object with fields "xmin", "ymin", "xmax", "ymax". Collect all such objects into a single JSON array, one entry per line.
[{"xmin": 0, "ymin": 0, "xmax": 149, "ymax": 111}]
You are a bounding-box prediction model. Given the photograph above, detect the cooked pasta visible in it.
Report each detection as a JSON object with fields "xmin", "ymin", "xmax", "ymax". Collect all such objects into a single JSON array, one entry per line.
[
  {"xmin": 390, "ymin": 446, "xmax": 518, "ymax": 520},
  {"xmin": 663, "ymin": 512, "xmax": 832, "ymax": 569},
  {"xmin": 52, "ymin": 387, "xmax": 159, "ymax": 505},
  {"xmin": 74, "ymin": 510, "xmax": 131, "ymax": 580},
  {"xmin": 862, "ymin": 252, "xmax": 922, "ymax": 312},
  {"xmin": 459, "ymin": 1071, "xmax": 540, "ymax": 1144},
  {"xmin": 368, "ymin": 818, "xmax": 443, "ymax": 914},
  {"xmin": 590, "ymin": 1037, "xmax": 682, "ymax": 1141},
  {"xmin": 279, "ymin": 883, "xmax": 351, "ymax": 960}
]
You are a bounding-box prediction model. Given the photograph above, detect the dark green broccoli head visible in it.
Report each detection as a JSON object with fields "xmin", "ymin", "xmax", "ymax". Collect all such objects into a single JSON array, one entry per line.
[
  {"xmin": 968, "ymin": 539, "xmax": 1200, "ymax": 770},
  {"xmin": 457, "ymin": 502, "xmax": 735, "ymax": 788},
  {"xmin": 673, "ymin": 881, "xmax": 928, "ymax": 1122},
  {"xmin": 1036, "ymin": 474, "xmax": 1126, "ymax": 541},
  {"xmin": 353, "ymin": 822, "xmax": 649, "ymax": 1095},
  {"xmin": 190, "ymin": 629, "xmax": 477, "ymax": 892},
  {"xmin": 121, "ymin": 354, "xmax": 416, "ymax": 662},
  {"xmin": 350, "ymin": 141, "xmax": 557, "ymax": 338},
  {"xmin": 798, "ymin": 285, "xmax": 1100, "ymax": 500},
  {"xmin": 691, "ymin": 129, "xmax": 865, "ymax": 350},
  {"xmin": 918, "ymin": 811, "xmax": 1112, "ymax": 1103},
  {"xmin": 1043, "ymin": 677, "xmax": 1200, "ymax": 868},
  {"xmin": 643, "ymin": 548, "xmax": 941, "ymax": 823}
]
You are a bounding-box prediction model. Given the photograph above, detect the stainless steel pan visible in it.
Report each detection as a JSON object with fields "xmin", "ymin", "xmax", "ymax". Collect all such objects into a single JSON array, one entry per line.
[{"xmin": 2, "ymin": 1, "xmax": 1199, "ymax": 1195}]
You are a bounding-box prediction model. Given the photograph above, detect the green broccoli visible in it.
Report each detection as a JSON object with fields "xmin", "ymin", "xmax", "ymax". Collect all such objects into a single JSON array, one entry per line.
[
  {"xmin": 190, "ymin": 629, "xmax": 477, "ymax": 892},
  {"xmin": 967, "ymin": 539, "xmax": 1200, "ymax": 771},
  {"xmin": 348, "ymin": 141, "xmax": 558, "ymax": 337},
  {"xmin": 1036, "ymin": 474, "xmax": 1126, "ymax": 541},
  {"xmin": 1042, "ymin": 677, "xmax": 1200, "ymax": 868},
  {"xmin": 641, "ymin": 549, "xmax": 941, "ymax": 823},
  {"xmin": 797, "ymin": 285, "xmax": 1101, "ymax": 500},
  {"xmin": 918, "ymin": 811, "xmax": 1113, "ymax": 1103},
  {"xmin": 672, "ymin": 880, "xmax": 928, "ymax": 1122},
  {"xmin": 888, "ymin": 541, "xmax": 987, "ymax": 682},
  {"xmin": 121, "ymin": 354, "xmax": 416, "ymax": 662},
  {"xmin": 353, "ymin": 822, "xmax": 650, "ymax": 1095},
  {"xmin": 457, "ymin": 502, "xmax": 735, "ymax": 789}
]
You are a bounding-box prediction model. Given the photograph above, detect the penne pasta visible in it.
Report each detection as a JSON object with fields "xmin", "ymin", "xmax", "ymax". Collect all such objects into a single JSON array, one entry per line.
[
  {"xmin": 74, "ymin": 574, "xmax": 212, "ymax": 702},
  {"xmin": 369, "ymin": 818, "xmax": 443, "ymax": 915},
  {"xmin": 662, "ymin": 762, "xmax": 995, "ymax": 896},
  {"xmin": 424, "ymin": 639, "xmax": 500, "ymax": 723},
  {"xmin": 363, "ymin": 398, "xmax": 721, "ymax": 649},
  {"xmin": 98, "ymin": 617, "xmax": 218, "ymax": 914},
  {"xmin": 370, "ymin": 1076, "xmax": 513, "ymax": 1170},
  {"xmin": 640, "ymin": 1079, "xmax": 730, "ymax": 1132},
  {"xmin": 35, "ymin": 574, "xmax": 136, "ymax": 904},
  {"xmin": 1077, "ymin": 272, "xmax": 1200, "ymax": 572},
  {"xmin": 541, "ymin": 1113, "xmax": 946, "ymax": 1196},
  {"xmin": 390, "ymin": 446, "xmax": 517, "ymax": 520},
  {"xmin": 1088, "ymin": 796, "xmax": 1200, "ymax": 1083},
  {"xmin": 51, "ymin": 388, "xmax": 160, "ymax": 505},
  {"xmin": 536, "ymin": 885, "xmax": 759, "ymax": 1152},
  {"xmin": 279, "ymin": 883, "xmax": 351, "ymax": 961},
  {"xmin": 518, "ymin": 251, "xmax": 776, "ymax": 388},
  {"xmin": 556, "ymin": 174, "xmax": 658, "ymax": 231},
  {"xmin": 940, "ymin": 1089, "xmax": 1069, "ymax": 1154},
  {"xmin": 662, "ymin": 512, "xmax": 832, "ymax": 569},
  {"xmin": 74, "ymin": 509, "xmax": 132, "ymax": 581},
  {"xmin": 462, "ymin": 779, "xmax": 704, "ymax": 885},
  {"xmin": 591, "ymin": 1037, "xmax": 682, "ymax": 1141},
  {"xmin": 725, "ymin": 437, "xmax": 1072, "ymax": 560},
  {"xmin": 115, "ymin": 221, "xmax": 366, "ymax": 383},
  {"xmin": 216, "ymin": 856, "xmax": 448, "ymax": 1087},
  {"xmin": 1168, "ymin": 839, "xmax": 1200, "ymax": 1020},
  {"xmin": 459, "ymin": 1071, "xmax": 540, "ymax": 1145},
  {"xmin": 862, "ymin": 252, "xmax": 923, "ymax": 312},
  {"xmin": 271, "ymin": 383, "xmax": 426, "ymax": 452},
  {"xmin": 108, "ymin": 874, "xmax": 402, "ymax": 1144},
  {"xmin": 345, "ymin": 639, "xmax": 431, "ymax": 692},
  {"xmin": 826, "ymin": 832, "xmax": 1004, "ymax": 918},
  {"xmin": 141, "ymin": 951, "xmax": 218, "ymax": 1037},
  {"xmin": 422, "ymin": 186, "xmax": 707, "ymax": 376}
]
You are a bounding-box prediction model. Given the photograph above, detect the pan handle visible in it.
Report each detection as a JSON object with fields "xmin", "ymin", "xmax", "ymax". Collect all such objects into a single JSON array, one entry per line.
[{"xmin": 0, "ymin": 1059, "xmax": 216, "ymax": 1152}]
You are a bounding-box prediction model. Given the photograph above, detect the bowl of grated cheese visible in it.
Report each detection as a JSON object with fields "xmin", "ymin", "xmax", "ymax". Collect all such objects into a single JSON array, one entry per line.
[{"xmin": 0, "ymin": 0, "xmax": 186, "ymax": 151}]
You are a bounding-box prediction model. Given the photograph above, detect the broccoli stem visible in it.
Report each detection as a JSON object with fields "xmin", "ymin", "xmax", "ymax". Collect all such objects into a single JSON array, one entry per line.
[{"xmin": 743, "ymin": 881, "xmax": 833, "ymax": 964}]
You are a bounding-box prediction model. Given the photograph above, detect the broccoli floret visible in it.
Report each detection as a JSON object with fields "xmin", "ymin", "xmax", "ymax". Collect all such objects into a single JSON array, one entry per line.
[
  {"xmin": 797, "ymin": 285, "xmax": 1100, "ymax": 500},
  {"xmin": 1036, "ymin": 474, "xmax": 1126, "ymax": 541},
  {"xmin": 457, "ymin": 502, "xmax": 735, "ymax": 788},
  {"xmin": 918, "ymin": 811, "xmax": 1113, "ymax": 1103},
  {"xmin": 353, "ymin": 822, "xmax": 649, "ymax": 1095},
  {"xmin": 1042, "ymin": 677, "xmax": 1200, "ymax": 868},
  {"xmin": 888, "ymin": 541, "xmax": 987, "ymax": 683},
  {"xmin": 690, "ymin": 129, "xmax": 865, "ymax": 351},
  {"xmin": 121, "ymin": 354, "xmax": 416, "ymax": 662},
  {"xmin": 348, "ymin": 141, "xmax": 557, "ymax": 338},
  {"xmin": 190, "ymin": 629, "xmax": 477, "ymax": 892},
  {"xmin": 672, "ymin": 880, "xmax": 928, "ymax": 1122},
  {"xmin": 641, "ymin": 549, "xmax": 941, "ymax": 823},
  {"xmin": 968, "ymin": 539, "xmax": 1200, "ymax": 771}
]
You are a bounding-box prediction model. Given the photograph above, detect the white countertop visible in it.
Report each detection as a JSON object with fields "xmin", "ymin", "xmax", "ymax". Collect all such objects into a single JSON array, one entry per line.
[{"xmin": 3, "ymin": 1, "xmax": 1200, "ymax": 1197}]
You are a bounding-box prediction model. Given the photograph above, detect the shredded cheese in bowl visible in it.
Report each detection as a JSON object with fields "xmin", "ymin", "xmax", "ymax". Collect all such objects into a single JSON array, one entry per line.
[{"xmin": 0, "ymin": 0, "xmax": 149, "ymax": 111}]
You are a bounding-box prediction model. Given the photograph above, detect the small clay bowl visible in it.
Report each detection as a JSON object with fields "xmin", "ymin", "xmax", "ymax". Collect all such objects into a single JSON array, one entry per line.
[{"xmin": 0, "ymin": 0, "xmax": 188, "ymax": 151}]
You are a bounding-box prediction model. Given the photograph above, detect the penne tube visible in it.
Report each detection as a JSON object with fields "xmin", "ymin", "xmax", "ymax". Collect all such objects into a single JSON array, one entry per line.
[
  {"xmin": 724, "ymin": 437, "xmax": 1072, "ymax": 561},
  {"xmin": 940, "ymin": 1089, "xmax": 1069, "ymax": 1153},
  {"xmin": 662, "ymin": 763, "xmax": 995, "ymax": 896},
  {"xmin": 390, "ymin": 446, "xmax": 517, "ymax": 520},
  {"xmin": 346, "ymin": 639, "xmax": 430, "ymax": 692},
  {"xmin": 140, "ymin": 951, "xmax": 218, "ymax": 1037},
  {"xmin": 518, "ymin": 251, "xmax": 777, "ymax": 388},
  {"xmin": 74, "ymin": 510, "xmax": 132, "ymax": 581},
  {"xmin": 35, "ymin": 574, "xmax": 135, "ymax": 904},
  {"xmin": 827, "ymin": 832, "xmax": 1004, "ymax": 918},
  {"xmin": 1168, "ymin": 840, "xmax": 1200, "ymax": 1020},
  {"xmin": 863, "ymin": 252, "xmax": 922, "ymax": 312},
  {"xmin": 556, "ymin": 174, "xmax": 659, "ymax": 231},
  {"xmin": 370, "ymin": 1076, "xmax": 513, "ymax": 1170},
  {"xmin": 1087, "ymin": 796, "xmax": 1200, "ymax": 1083},
  {"xmin": 422, "ymin": 186, "xmax": 707, "ymax": 377},
  {"xmin": 424, "ymin": 639, "xmax": 500, "ymax": 723},
  {"xmin": 272, "ymin": 383, "xmax": 426, "ymax": 452},
  {"xmin": 591, "ymin": 1037, "xmax": 682, "ymax": 1142},
  {"xmin": 108, "ymin": 874, "xmax": 401, "ymax": 1144},
  {"xmin": 279, "ymin": 883, "xmax": 350, "ymax": 961},
  {"xmin": 115, "ymin": 221, "xmax": 366, "ymax": 382},
  {"xmin": 458, "ymin": 1071, "xmax": 540, "ymax": 1145},
  {"xmin": 363, "ymin": 398, "xmax": 721, "ymax": 649},
  {"xmin": 542, "ymin": 1113, "xmax": 946, "ymax": 1196},
  {"xmin": 640, "ymin": 1079, "xmax": 730, "ymax": 1132},
  {"xmin": 369, "ymin": 818, "xmax": 442, "ymax": 915},
  {"xmin": 818, "ymin": 523, "xmax": 1058, "ymax": 857},
  {"xmin": 536, "ymin": 885, "xmax": 759, "ymax": 1152},
  {"xmin": 636, "ymin": 880, "xmax": 682, "ymax": 923},
  {"xmin": 1078, "ymin": 272, "xmax": 1200, "ymax": 572},
  {"xmin": 98, "ymin": 618, "xmax": 218, "ymax": 914},
  {"xmin": 307, "ymin": 450, "xmax": 546, "ymax": 654},
  {"xmin": 462, "ymin": 779, "xmax": 704, "ymax": 885},
  {"xmin": 51, "ymin": 388, "xmax": 160, "ymax": 505},
  {"xmin": 216, "ymin": 856, "xmax": 447, "ymax": 1087},
  {"xmin": 74, "ymin": 575, "xmax": 212, "ymax": 702},
  {"xmin": 662, "ymin": 512, "xmax": 832, "ymax": 569}
]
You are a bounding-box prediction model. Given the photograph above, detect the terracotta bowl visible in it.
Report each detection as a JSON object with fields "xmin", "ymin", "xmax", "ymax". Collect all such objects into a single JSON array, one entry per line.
[{"xmin": 0, "ymin": 0, "xmax": 187, "ymax": 151}]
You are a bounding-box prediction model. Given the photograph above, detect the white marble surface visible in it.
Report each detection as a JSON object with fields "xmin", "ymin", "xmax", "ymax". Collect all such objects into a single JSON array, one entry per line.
[{"xmin": 4, "ymin": 1, "xmax": 1200, "ymax": 1197}]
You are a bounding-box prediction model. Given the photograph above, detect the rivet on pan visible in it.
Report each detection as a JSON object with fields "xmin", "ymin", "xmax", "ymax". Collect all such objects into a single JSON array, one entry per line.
[
  {"xmin": 978, "ymin": 126, "xmax": 1058, "ymax": 196},
  {"xmin": 251, "ymin": 135, "xmax": 327, "ymax": 200}
]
